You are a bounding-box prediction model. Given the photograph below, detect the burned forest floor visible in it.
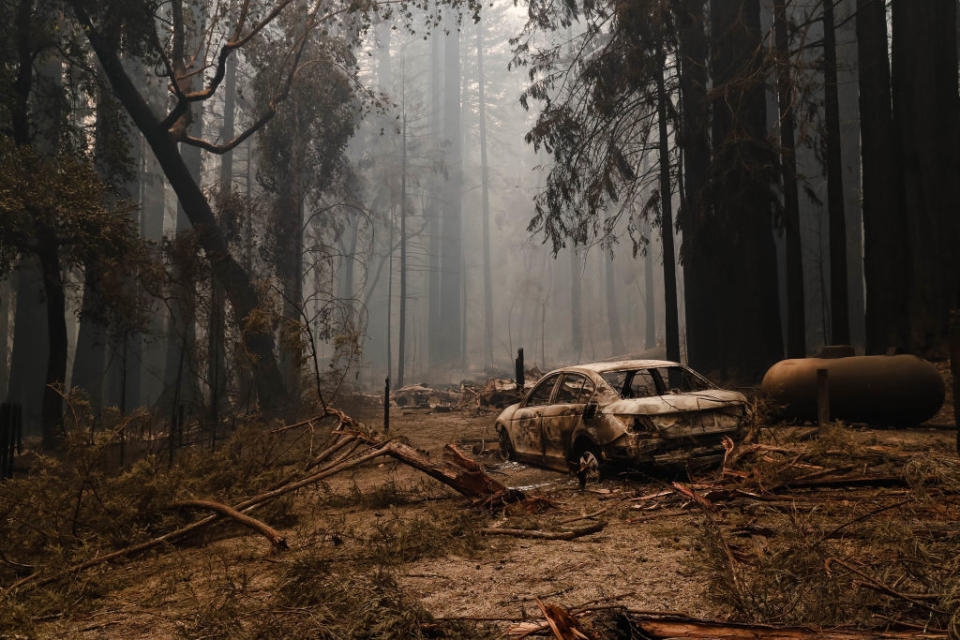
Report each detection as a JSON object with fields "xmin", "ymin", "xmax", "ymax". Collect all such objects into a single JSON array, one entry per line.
[{"xmin": 2, "ymin": 391, "xmax": 959, "ymax": 639}]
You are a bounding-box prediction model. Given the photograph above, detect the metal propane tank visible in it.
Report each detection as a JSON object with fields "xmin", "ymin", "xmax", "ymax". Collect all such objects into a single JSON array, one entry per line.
[{"xmin": 760, "ymin": 352, "xmax": 944, "ymax": 426}]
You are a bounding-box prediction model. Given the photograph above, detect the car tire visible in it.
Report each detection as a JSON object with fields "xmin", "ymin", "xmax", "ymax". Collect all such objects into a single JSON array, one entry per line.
[
  {"xmin": 573, "ymin": 441, "xmax": 601, "ymax": 489},
  {"xmin": 497, "ymin": 426, "xmax": 516, "ymax": 461}
]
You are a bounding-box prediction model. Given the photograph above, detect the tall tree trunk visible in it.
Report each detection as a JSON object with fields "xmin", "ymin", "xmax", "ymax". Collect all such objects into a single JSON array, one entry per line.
[
  {"xmin": 676, "ymin": 0, "xmax": 712, "ymax": 371},
  {"xmin": 656, "ymin": 42, "xmax": 680, "ymax": 364},
  {"xmin": 822, "ymin": 0, "xmax": 849, "ymax": 345},
  {"xmin": 398, "ymin": 88, "xmax": 408, "ymax": 386},
  {"xmin": 891, "ymin": 0, "xmax": 960, "ymax": 353},
  {"xmin": 74, "ymin": 3, "xmax": 290, "ymax": 412},
  {"xmin": 426, "ymin": 29, "xmax": 443, "ymax": 369},
  {"xmin": 38, "ymin": 232, "xmax": 66, "ymax": 449},
  {"xmin": 0, "ymin": 280, "xmax": 8, "ymax": 398},
  {"xmin": 604, "ymin": 249, "xmax": 624, "ymax": 355},
  {"xmin": 163, "ymin": 3, "xmax": 205, "ymax": 415},
  {"xmin": 774, "ymin": 0, "xmax": 806, "ymax": 358},
  {"xmin": 644, "ymin": 235, "xmax": 656, "ymax": 351},
  {"xmin": 439, "ymin": 21, "xmax": 463, "ymax": 368},
  {"xmin": 476, "ymin": 21, "xmax": 494, "ymax": 371},
  {"xmin": 857, "ymin": 0, "xmax": 907, "ymax": 354},
  {"xmin": 209, "ymin": 50, "xmax": 236, "ymax": 425},
  {"xmin": 709, "ymin": 0, "xmax": 783, "ymax": 378},
  {"xmin": 8, "ymin": 264, "xmax": 46, "ymax": 436},
  {"xmin": 570, "ymin": 248, "xmax": 583, "ymax": 361},
  {"xmin": 139, "ymin": 79, "xmax": 168, "ymax": 406}
]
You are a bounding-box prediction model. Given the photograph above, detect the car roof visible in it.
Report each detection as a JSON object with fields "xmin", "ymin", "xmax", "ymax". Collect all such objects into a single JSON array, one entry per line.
[{"xmin": 552, "ymin": 359, "xmax": 681, "ymax": 376}]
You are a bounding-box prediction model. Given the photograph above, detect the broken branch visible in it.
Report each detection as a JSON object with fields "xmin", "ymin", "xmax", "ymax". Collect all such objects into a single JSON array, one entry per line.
[
  {"xmin": 176, "ymin": 499, "xmax": 287, "ymax": 551},
  {"xmin": 480, "ymin": 522, "xmax": 604, "ymax": 540}
]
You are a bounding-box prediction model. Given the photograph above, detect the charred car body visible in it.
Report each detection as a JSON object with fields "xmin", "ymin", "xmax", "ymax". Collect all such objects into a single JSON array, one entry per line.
[{"xmin": 494, "ymin": 360, "xmax": 747, "ymax": 473}]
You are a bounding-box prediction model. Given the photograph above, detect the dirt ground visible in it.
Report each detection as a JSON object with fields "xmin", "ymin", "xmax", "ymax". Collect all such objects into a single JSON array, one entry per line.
[{"xmin": 29, "ymin": 402, "xmax": 959, "ymax": 639}]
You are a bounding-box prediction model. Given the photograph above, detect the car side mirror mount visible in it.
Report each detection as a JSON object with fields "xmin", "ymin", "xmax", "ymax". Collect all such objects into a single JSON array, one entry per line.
[{"xmin": 583, "ymin": 402, "xmax": 598, "ymax": 420}]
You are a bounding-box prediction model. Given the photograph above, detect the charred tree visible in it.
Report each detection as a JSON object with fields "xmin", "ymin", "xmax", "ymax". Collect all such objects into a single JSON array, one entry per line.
[
  {"xmin": 707, "ymin": 0, "xmax": 782, "ymax": 377},
  {"xmin": 655, "ymin": 40, "xmax": 680, "ymax": 364},
  {"xmin": 676, "ymin": 0, "xmax": 711, "ymax": 370},
  {"xmin": 822, "ymin": 0, "xmax": 849, "ymax": 345},
  {"xmin": 773, "ymin": 0, "xmax": 805, "ymax": 358},
  {"xmin": 857, "ymin": 0, "xmax": 906, "ymax": 354},
  {"xmin": 891, "ymin": 0, "xmax": 960, "ymax": 353}
]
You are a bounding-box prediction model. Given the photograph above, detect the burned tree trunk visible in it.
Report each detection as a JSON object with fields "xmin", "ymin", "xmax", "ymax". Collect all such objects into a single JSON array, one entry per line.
[
  {"xmin": 774, "ymin": 0, "xmax": 806, "ymax": 358},
  {"xmin": 677, "ymin": 0, "xmax": 711, "ymax": 370},
  {"xmin": 857, "ymin": 0, "xmax": 906, "ymax": 354},
  {"xmin": 891, "ymin": 0, "xmax": 960, "ymax": 354},
  {"xmin": 656, "ymin": 41, "xmax": 680, "ymax": 364},
  {"xmin": 823, "ymin": 0, "xmax": 850, "ymax": 345}
]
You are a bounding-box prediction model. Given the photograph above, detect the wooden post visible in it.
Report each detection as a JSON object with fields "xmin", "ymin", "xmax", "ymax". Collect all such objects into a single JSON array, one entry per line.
[
  {"xmin": 950, "ymin": 310, "xmax": 959, "ymax": 454},
  {"xmin": 515, "ymin": 348, "xmax": 525, "ymax": 389},
  {"xmin": 816, "ymin": 368, "xmax": 830, "ymax": 428},
  {"xmin": 384, "ymin": 376, "xmax": 390, "ymax": 434}
]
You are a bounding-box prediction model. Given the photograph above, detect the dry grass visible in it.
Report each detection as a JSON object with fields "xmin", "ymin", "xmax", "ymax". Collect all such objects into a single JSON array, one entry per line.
[{"xmin": 693, "ymin": 417, "xmax": 960, "ymax": 635}]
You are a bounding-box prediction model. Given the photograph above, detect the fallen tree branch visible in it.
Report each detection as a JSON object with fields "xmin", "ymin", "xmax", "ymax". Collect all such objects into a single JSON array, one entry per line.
[
  {"xmin": 1, "ymin": 443, "xmax": 392, "ymax": 599},
  {"xmin": 826, "ymin": 557, "xmax": 946, "ymax": 615},
  {"xmin": 480, "ymin": 522, "xmax": 604, "ymax": 540},
  {"xmin": 176, "ymin": 500, "xmax": 287, "ymax": 551}
]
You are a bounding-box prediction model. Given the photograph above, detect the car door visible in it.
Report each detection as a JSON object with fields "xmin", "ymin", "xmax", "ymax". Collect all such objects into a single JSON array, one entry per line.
[
  {"xmin": 540, "ymin": 373, "xmax": 594, "ymax": 467},
  {"xmin": 510, "ymin": 373, "xmax": 560, "ymax": 463}
]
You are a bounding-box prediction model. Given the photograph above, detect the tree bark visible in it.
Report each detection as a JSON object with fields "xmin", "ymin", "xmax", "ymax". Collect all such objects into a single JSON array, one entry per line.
[
  {"xmin": 427, "ymin": 29, "xmax": 442, "ymax": 368},
  {"xmin": 774, "ymin": 0, "xmax": 806, "ymax": 358},
  {"xmin": 891, "ymin": 0, "xmax": 960, "ymax": 354},
  {"xmin": 823, "ymin": 0, "xmax": 849, "ymax": 345},
  {"xmin": 676, "ymin": 0, "xmax": 711, "ymax": 371},
  {"xmin": 477, "ymin": 21, "xmax": 495, "ymax": 371},
  {"xmin": 708, "ymin": 0, "xmax": 783, "ymax": 378},
  {"xmin": 38, "ymin": 232, "xmax": 66, "ymax": 450},
  {"xmin": 656, "ymin": 43, "xmax": 680, "ymax": 364},
  {"xmin": 73, "ymin": 3, "xmax": 290, "ymax": 413},
  {"xmin": 857, "ymin": 0, "xmax": 906, "ymax": 354},
  {"xmin": 209, "ymin": 50, "xmax": 236, "ymax": 427},
  {"xmin": 439, "ymin": 21, "xmax": 463, "ymax": 368}
]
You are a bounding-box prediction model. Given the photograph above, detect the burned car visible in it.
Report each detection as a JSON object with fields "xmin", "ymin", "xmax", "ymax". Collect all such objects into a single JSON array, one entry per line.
[{"xmin": 494, "ymin": 360, "xmax": 747, "ymax": 474}]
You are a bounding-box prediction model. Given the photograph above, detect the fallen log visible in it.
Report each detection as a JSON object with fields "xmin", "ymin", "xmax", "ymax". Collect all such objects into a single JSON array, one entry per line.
[
  {"xmin": 176, "ymin": 499, "xmax": 287, "ymax": 551},
  {"xmin": 480, "ymin": 522, "xmax": 604, "ymax": 540},
  {"xmin": 510, "ymin": 607, "xmax": 948, "ymax": 640},
  {"xmin": 628, "ymin": 613, "xmax": 947, "ymax": 639}
]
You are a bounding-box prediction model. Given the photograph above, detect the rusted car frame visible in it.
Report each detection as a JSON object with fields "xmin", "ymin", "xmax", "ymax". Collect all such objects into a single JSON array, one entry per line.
[{"xmin": 494, "ymin": 360, "xmax": 747, "ymax": 474}]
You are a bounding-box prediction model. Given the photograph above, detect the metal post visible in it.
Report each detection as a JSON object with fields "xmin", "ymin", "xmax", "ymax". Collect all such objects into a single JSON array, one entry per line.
[
  {"xmin": 816, "ymin": 368, "xmax": 830, "ymax": 428},
  {"xmin": 949, "ymin": 310, "xmax": 959, "ymax": 454},
  {"xmin": 515, "ymin": 348, "xmax": 525, "ymax": 390},
  {"xmin": 384, "ymin": 376, "xmax": 390, "ymax": 434}
]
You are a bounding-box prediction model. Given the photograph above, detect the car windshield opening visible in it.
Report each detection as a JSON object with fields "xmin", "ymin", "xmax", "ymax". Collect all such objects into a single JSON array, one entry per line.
[
  {"xmin": 600, "ymin": 369, "xmax": 658, "ymax": 398},
  {"xmin": 601, "ymin": 366, "xmax": 713, "ymax": 398},
  {"xmin": 652, "ymin": 366, "xmax": 713, "ymax": 393}
]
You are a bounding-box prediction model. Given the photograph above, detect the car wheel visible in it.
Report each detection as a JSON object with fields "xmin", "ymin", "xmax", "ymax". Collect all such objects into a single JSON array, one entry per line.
[
  {"xmin": 575, "ymin": 443, "xmax": 601, "ymax": 489},
  {"xmin": 497, "ymin": 426, "xmax": 516, "ymax": 461}
]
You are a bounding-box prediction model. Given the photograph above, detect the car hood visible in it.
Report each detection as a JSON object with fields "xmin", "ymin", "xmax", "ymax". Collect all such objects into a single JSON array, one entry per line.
[{"xmin": 602, "ymin": 389, "xmax": 747, "ymax": 416}]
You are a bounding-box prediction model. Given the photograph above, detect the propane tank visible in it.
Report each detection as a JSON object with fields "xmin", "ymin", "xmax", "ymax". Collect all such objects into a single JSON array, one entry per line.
[{"xmin": 761, "ymin": 353, "xmax": 944, "ymax": 426}]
